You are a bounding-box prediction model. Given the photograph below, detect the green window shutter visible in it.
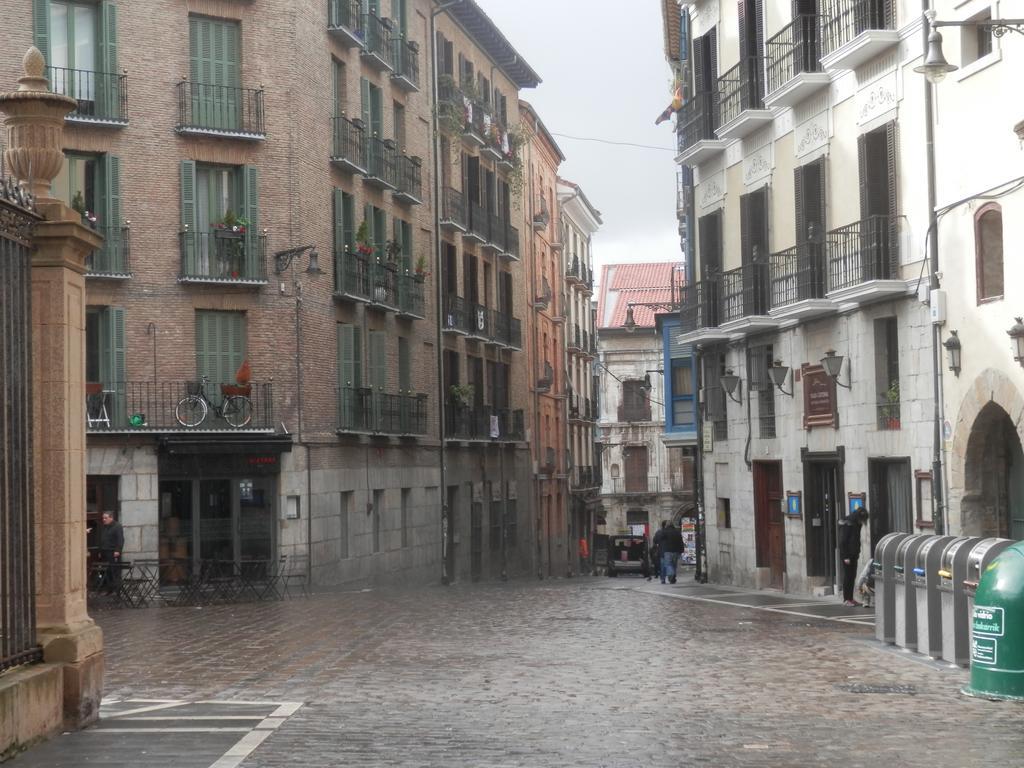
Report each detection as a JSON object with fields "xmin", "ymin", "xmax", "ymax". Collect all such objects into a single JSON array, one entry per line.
[
  {"xmin": 33, "ymin": 0, "xmax": 50, "ymax": 63},
  {"xmin": 180, "ymin": 160, "xmax": 197, "ymax": 274},
  {"xmin": 373, "ymin": 207, "xmax": 386, "ymax": 256},
  {"xmin": 401, "ymin": 220, "xmax": 412, "ymax": 270},
  {"xmin": 398, "ymin": 336, "xmax": 410, "ymax": 393},
  {"xmin": 97, "ymin": 2, "xmax": 118, "ymax": 118},
  {"xmin": 363, "ymin": 203, "xmax": 373, "ymax": 257},
  {"xmin": 240, "ymin": 165, "xmax": 259, "ymax": 277},
  {"xmin": 338, "ymin": 323, "xmax": 353, "ymax": 428},
  {"xmin": 98, "ymin": 154, "xmax": 121, "ymax": 272},
  {"xmin": 369, "ymin": 84, "xmax": 383, "ymax": 136},
  {"xmin": 360, "ymin": 77, "xmax": 371, "ymax": 133},
  {"xmin": 332, "ymin": 187, "xmax": 345, "ymax": 254},
  {"xmin": 342, "ymin": 191, "xmax": 355, "ymax": 250},
  {"xmin": 196, "ymin": 310, "xmax": 246, "ymax": 390},
  {"xmin": 101, "ymin": 307, "xmax": 126, "ymax": 426}
]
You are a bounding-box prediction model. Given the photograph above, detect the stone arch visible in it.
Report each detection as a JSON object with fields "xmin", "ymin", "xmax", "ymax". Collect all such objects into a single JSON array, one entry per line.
[{"xmin": 949, "ymin": 368, "xmax": 1024, "ymax": 536}]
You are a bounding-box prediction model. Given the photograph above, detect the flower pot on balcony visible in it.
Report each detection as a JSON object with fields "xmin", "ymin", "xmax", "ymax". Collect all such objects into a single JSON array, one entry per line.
[{"xmin": 221, "ymin": 384, "xmax": 252, "ymax": 397}]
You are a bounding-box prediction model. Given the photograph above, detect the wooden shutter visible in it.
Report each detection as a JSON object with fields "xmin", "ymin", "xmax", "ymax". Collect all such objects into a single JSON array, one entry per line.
[
  {"xmin": 196, "ymin": 311, "xmax": 245, "ymax": 389},
  {"xmin": 692, "ymin": 36, "xmax": 705, "ymax": 95},
  {"xmin": 342, "ymin": 191, "xmax": 355, "ymax": 250},
  {"xmin": 180, "ymin": 160, "xmax": 197, "ymax": 273},
  {"xmin": 33, "ymin": 0, "xmax": 50, "ymax": 62},
  {"xmin": 740, "ymin": 191, "xmax": 753, "ymax": 265},
  {"xmin": 885, "ymin": 121, "xmax": 899, "ymax": 272},
  {"xmin": 240, "ymin": 165, "xmax": 259, "ymax": 277},
  {"xmin": 738, "ymin": 0, "xmax": 748, "ymax": 62},
  {"xmin": 360, "ymin": 76, "xmax": 371, "ymax": 132},
  {"xmin": 99, "ymin": 154, "xmax": 121, "ymax": 267},
  {"xmin": 99, "ymin": 307, "xmax": 126, "ymax": 425},
  {"xmin": 368, "ymin": 329, "xmax": 387, "ymax": 433},
  {"xmin": 332, "ymin": 187, "xmax": 345, "ymax": 254},
  {"xmin": 332, "ymin": 58, "xmax": 343, "ymax": 116},
  {"xmin": 337, "ymin": 323, "xmax": 356, "ymax": 387},
  {"xmin": 857, "ymin": 132, "xmax": 869, "ymax": 222},
  {"xmin": 794, "ymin": 163, "xmax": 806, "ymax": 245},
  {"xmin": 98, "ymin": 2, "xmax": 117, "ymax": 116},
  {"xmin": 398, "ymin": 337, "xmax": 410, "ymax": 393}
]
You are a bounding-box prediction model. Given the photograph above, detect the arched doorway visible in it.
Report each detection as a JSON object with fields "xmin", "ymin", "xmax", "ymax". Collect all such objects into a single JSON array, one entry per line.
[{"xmin": 962, "ymin": 402, "xmax": 1024, "ymax": 539}]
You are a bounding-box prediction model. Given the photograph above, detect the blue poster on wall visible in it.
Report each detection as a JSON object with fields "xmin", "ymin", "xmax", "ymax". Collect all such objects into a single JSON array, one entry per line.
[{"xmin": 786, "ymin": 491, "xmax": 801, "ymax": 518}]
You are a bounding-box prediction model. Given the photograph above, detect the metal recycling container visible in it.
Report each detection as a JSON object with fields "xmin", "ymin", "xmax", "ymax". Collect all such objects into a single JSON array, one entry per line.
[
  {"xmin": 894, "ymin": 534, "xmax": 930, "ymax": 650},
  {"xmin": 913, "ymin": 535, "xmax": 955, "ymax": 659},
  {"xmin": 873, "ymin": 532, "xmax": 912, "ymax": 645},
  {"xmin": 965, "ymin": 538, "xmax": 1014, "ymax": 625},
  {"xmin": 938, "ymin": 537, "xmax": 981, "ymax": 666},
  {"xmin": 964, "ymin": 541, "xmax": 1024, "ymax": 700}
]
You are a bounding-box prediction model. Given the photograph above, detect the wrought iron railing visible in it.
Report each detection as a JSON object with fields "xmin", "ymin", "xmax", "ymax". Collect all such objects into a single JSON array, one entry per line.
[
  {"xmin": 85, "ymin": 225, "xmax": 131, "ymax": 277},
  {"xmin": 821, "ymin": 0, "xmax": 895, "ymax": 56},
  {"xmin": 337, "ymin": 387, "xmax": 427, "ymax": 435},
  {"xmin": 441, "ymin": 187, "xmax": 466, "ymax": 228},
  {"xmin": 47, "ymin": 66, "xmax": 127, "ymax": 123},
  {"xmin": 331, "ymin": 114, "xmax": 366, "ymax": 167},
  {"xmin": 85, "ymin": 380, "xmax": 274, "ymax": 432},
  {"xmin": 392, "ymin": 37, "xmax": 420, "ymax": 87},
  {"xmin": 721, "ymin": 262, "xmax": 770, "ymax": 321},
  {"xmin": 677, "ymin": 91, "xmax": 719, "ymax": 153},
  {"xmin": 395, "ymin": 154, "xmax": 422, "ymax": 201},
  {"xmin": 362, "ymin": 13, "xmax": 395, "ymax": 67},
  {"xmin": 506, "ymin": 224, "xmax": 520, "ymax": 258},
  {"xmin": 334, "ymin": 249, "xmax": 371, "ymax": 300},
  {"xmin": 443, "ymin": 294, "xmax": 467, "ymax": 333},
  {"xmin": 179, "ymin": 231, "xmax": 267, "ymax": 283},
  {"xmin": 328, "ymin": 0, "xmax": 363, "ymax": 35},
  {"xmin": 770, "ymin": 243, "xmax": 827, "ymax": 308},
  {"xmin": 766, "ymin": 15, "xmax": 824, "ymax": 94},
  {"xmin": 442, "ymin": 294, "xmax": 519, "ymax": 346},
  {"xmin": 877, "ymin": 400, "xmax": 901, "ymax": 431},
  {"xmin": 176, "ymin": 80, "xmax": 265, "ymax": 136},
  {"xmin": 718, "ymin": 56, "xmax": 765, "ymax": 126},
  {"xmin": 445, "ymin": 405, "xmax": 525, "ymax": 441},
  {"xmin": 825, "ymin": 216, "xmax": 897, "ymax": 292},
  {"xmin": 611, "ymin": 476, "xmax": 660, "ymax": 494},
  {"xmin": 365, "ymin": 136, "xmax": 398, "ymax": 186},
  {"xmin": 679, "ymin": 280, "xmax": 721, "ymax": 332},
  {"xmin": 398, "ymin": 272, "xmax": 425, "ymax": 317},
  {"xmin": 538, "ymin": 361, "xmax": 554, "ymax": 391},
  {"xmin": 572, "ymin": 466, "xmax": 601, "ymax": 489}
]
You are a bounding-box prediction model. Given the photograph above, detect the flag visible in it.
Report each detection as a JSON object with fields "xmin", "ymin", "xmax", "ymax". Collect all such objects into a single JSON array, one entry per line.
[{"xmin": 654, "ymin": 82, "xmax": 684, "ymax": 125}]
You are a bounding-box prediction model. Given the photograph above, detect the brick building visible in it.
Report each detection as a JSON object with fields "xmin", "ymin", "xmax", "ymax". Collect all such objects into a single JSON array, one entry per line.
[{"xmin": 0, "ymin": 0, "xmax": 547, "ymax": 587}]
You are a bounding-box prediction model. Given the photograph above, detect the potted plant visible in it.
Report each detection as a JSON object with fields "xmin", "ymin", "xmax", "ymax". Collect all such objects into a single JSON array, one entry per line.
[
  {"xmin": 384, "ymin": 239, "xmax": 402, "ymax": 270},
  {"xmin": 413, "ymin": 254, "xmax": 428, "ymax": 282},
  {"xmin": 449, "ymin": 383, "xmax": 474, "ymax": 407},
  {"xmin": 355, "ymin": 220, "xmax": 374, "ymax": 258},
  {"xmin": 214, "ymin": 210, "xmax": 249, "ymax": 234},
  {"xmin": 882, "ymin": 380, "xmax": 900, "ymax": 429}
]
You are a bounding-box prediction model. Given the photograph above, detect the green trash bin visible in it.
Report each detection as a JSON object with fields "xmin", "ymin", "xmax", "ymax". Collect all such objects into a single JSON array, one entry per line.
[{"xmin": 964, "ymin": 541, "xmax": 1024, "ymax": 700}]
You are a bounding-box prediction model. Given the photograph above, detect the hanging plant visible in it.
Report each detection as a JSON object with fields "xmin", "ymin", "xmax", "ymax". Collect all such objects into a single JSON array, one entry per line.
[{"xmin": 355, "ymin": 219, "xmax": 374, "ymax": 257}]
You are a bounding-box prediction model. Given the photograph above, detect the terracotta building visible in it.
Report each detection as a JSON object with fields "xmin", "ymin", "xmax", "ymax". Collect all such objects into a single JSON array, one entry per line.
[{"xmin": 0, "ymin": 0, "xmax": 546, "ymax": 588}]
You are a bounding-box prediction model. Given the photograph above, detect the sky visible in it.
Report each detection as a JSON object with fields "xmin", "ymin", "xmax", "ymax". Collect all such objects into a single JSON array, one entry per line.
[{"xmin": 476, "ymin": 0, "xmax": 681, "ymax": 273}]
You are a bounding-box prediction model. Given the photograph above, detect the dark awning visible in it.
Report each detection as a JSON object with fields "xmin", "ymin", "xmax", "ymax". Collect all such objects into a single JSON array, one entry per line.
[{"xmin": 158, "ymin": 433, "xmax": 294, "ymax": 456}]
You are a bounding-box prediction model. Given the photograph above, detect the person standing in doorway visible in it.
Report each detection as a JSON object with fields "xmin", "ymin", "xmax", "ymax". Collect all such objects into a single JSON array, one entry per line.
[
  {"xmin": 838, "ymin": 507, "xmax": 870, "ymax": 606},
  {"xmin": 660, "ymin": 521, "xmax": 684, "ymax": 584},
  {"xmin": 99, "ymin": 511, "xmax": 124, "ymax": 593}
]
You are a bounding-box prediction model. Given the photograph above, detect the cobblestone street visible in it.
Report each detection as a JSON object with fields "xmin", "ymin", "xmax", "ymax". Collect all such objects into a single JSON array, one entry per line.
[{"xmin": 11, "ymin": 577, "xmax": 1024, "ymax": 767}]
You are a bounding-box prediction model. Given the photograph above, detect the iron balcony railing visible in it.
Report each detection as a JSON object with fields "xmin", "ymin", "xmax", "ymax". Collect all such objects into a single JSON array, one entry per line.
[
  {"xmin": 364, "ymin": 136, "xmax": 398, "ymax": 187},
  {"xmin": 85, "ymin": 381, "xmax": 274, "ymax": 432},
  {"xmin": 770, "ymin": 242, "xmax": 827, "ymax": 308},
  {"xmin": 327, "ymin": 0, "xmax": 363, "ymax": 36},
  {"xmin": 331, "ymin": 115, "xmax": 366, "ymax": 168},
  {"xmin": 718, "ymin": 56, "xmax": 766, "ymax": 126},
  {"xmin": 487, "ymin": 211, "xmax": 508, "ymax": 252},
  {"xmin": 179, "ymin": 231, "xmax": 267, "ymax": 283},
  {"xmin": 468, "ymin": 200, "xmax": 488, "ymax": 240},
  {"xmin": 337, "ymin": 387, "xmax": 427, "ymax": 435},
  {"xmin": 362, "ymin": 13, "xmax": 395, "ymax": 68},
  {"xmin": 441, "ymin": 294, "xmax": 519, "ymax": 347},
  {"xmin": 443, "ymin": 294, "xmax": 468, "ymax": 333},
  {"xmin": 825, "ymin": 215, "xmax": 898, "ymax": 292},
  {"xmin": 677, "ymin": 91, "xmax": 719, "ymax": 153},
  {"xmin": 877, "ymin": 399, "xmax": 901, "ymax": 431},
  {"xmin": 566, "ymin": 256, "xmax": 582, "ymax": 282},
  {"xmin": 572, "ymin": 466, "xmax": 601, "ymax": 489},
  {"xmin": 438, "ymin": 81, "xmax": 465, "ymax": 131},
  {"xmin": 334, "ymin": 249, "xmax": 372, "ymax": 300},
  {"xmin": 611, "ymin": 476, "xmax": 660, "ymax": 494},
  {"xmin": 392, "ymin": 37, "xmax": 420, "ymax": 88},
  {"xmin": 85, "ymin": 225, "xmax": 131, "ymax": 277},
  {"xmin": 176, "ymin": 80, "xmax": 265, "ymax": 137},
  {"xmin": 679, "ymin": 280, "xmax": 721, "ymax": 332},
  {"xmin": 568, "ymin": 323, "xmax": 583, "ymax": 351},
  {"xmin": 47, "ymin": 66, "xmax": 127, "ymax": 123},
  {"xmin": 538, "ymin": 361, "xmax": 554, "ymax": 391},
  {"xmin": 766, "ymin": 15, "xmax": 824, "ymax": 95},
  {"xmin": 721, "ymin": 262, "xmax": 770, "ymax": 322},
  {"xmin": 395, "ymin": 154, "xmax": 422, "ymax": 201},
  {"xmin": 506, "ymin": 224, "xmax": 520, "ymax": 259},
  {"xmin": 445, "ymin": 405, "xmax": 525, "ymax": 441},
  {"xmin": 441, "ymin": 187, "xmax": 466, "ymax": 229},
  {"xmin": 821, "ymin": 0, "xmax": 895, "ymax": 57},
  {"xmin": 466, "ymin": 98, "xmax": 487, "ymax": 141},
  {"xmin": 397, "ymin": 272, "xmax": 425, "ymax": 317},
  {"xmin": 491, "ymin": 307, "xmax": 522, "ymax": 348},
  {"xmin": 542, "ymin": 446, "xmax": 557, "ymax": 473}
]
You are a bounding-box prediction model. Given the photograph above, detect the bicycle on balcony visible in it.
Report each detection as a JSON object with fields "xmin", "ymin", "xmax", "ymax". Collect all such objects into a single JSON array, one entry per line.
[{"xmin": 174, "ymin": 375, "xmax": 253, "ymax": 428}]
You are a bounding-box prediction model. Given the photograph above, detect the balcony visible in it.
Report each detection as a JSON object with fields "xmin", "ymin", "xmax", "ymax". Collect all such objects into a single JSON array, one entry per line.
[
  {"xmin": 504, "ymin": 224, "xmax": 520, "ymax": 260},
  {"xmin": 332, "ymin": 249, "xmax": 415, "ymax": 312},
  {"xmin": 610, "ymin": 476, "xmax": 660, "ymax": 495},
  {"xmin": 85, "ymin": 226, "xmax": 131, "ymax": 279},
  {"xmin": 482, "ymin": 210, "xmax": 505, "ymax": 253},
  {"xmin": 571, "ymin": 466, "xmax": 601, "ymax": 491},
  {"xmin": 441, "ymin": 295, "xmax": 519, "ymax": 348},
  {"xmin": 820, "ymin": 0, "xmax": 899, "ymax": 71},
  {"xmin": 769, "ymin": 242, "xmax": 836, "ymax": 320},
  {"xmin": 396, "ymin": 273, "xmax": 425, "ymax": 319},
  {"xmin": 440, "ymin": 187, "xmax": 467, "ymax": 231},
  {"xmin": 764, "ymin": 15, "xmax": 830, "ymax": 108},
  {"xmin": 533, "ymin": 277, "xmax": 552, "ymax": 310},
  {"xmin": 824, "ymin": 216, "xmax": 906, "ymax": 304},
  {"xmin": 47, "ymin": 66, "xmax": 127, "ymax": 125},
  {"xmin": 179, "ymin": 231, "xmax": 267, "ymax": 285},
  {"xmin": 675, "ymin": 91, "xmax": 727, "ymax": 165},
  {"xmin": 363, "ymin": 136, "xmax": 398, "ymax": 189},
  {"xmin": 330, "ymin": 115, "xmax": 368, "ymax": 174},
  {"xmin": 567, "ymin": 324, "xmax": 583, "ymax": 354},
  {"xmin": 175, "ymin": 81, "xmax": 265, "ymax": 140},
  {"xmin": 393, "ymin": 154, "xmax": 423, "ymax": 204},
  {"xmin": 719, "ymin": 262, "xmax": 779, "ymax": 334},
  {"xmin": 678, "ymin": 281, "xmax": 730, "ymax": 345},
  {"xmin": 537, "ymin": 361, "xmax": 553, "ymax": 393},
  {"xmin": 540, "ymin": 446, "xmax": 557, "ymax": 475},
  {"xmin": 327, "ymin": 0, "xmax": 364, "ymax": 47},
  {"xmin": 337, "ymin": 387, "xmax": 427, "ymax": 436},
  {"xmin": 85, "ymin": 380, "xmax": 274, "ymax": 433},
  {"xmin": 445, "ymin": 405, "xmax": 525, "ymax": 442},
  {"xmin": 391, "ymin": 37, "xmax": 420, "ymax": 91},
  {"xmin": 565, "ymin": 256, "xmax": 582, "ymax": 285},
  {"xmin": 465, "ymin": 201, "xmax": 488, "ymax": 243},
  {"xmin": 360, "ymin": 13, "xmax": 395, "ymax": 71},
  {"xmin": 716, "ymin": 57, "xmax": 772, "ymax": 141}
]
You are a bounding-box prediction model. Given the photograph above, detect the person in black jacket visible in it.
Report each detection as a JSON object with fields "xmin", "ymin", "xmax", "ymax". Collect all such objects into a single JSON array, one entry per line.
[
  {"xmin": 660, "ymin": 522, "xmax": 684, "ymax": 584},
  {"xmin": 838, "ymin": 507, "xmax": 869, "ymax": 606},
  {"xmin": 99, "ymin": 511, "xmax": 125, "ymax": 592}
]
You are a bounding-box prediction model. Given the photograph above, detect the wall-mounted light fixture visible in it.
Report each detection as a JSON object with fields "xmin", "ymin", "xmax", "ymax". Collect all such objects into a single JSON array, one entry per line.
[
  {"xmin": 274, "ymin": 245, "xmax": 321, "ymax": 276},
  {"xmin": 1008, "ymin": 318, "xmax": 1024, "ymax": 366},
  {"xmin": 914, "ymin": 9, "xmax": 1024, "ymax": 84},
  {"xmin": 768, "ymin": 360, "xmax": 793, "ymax": 397},
  {"xmin": 943, "ymin": 330, "xmax": 961, "ymax": 377},
  {"xmin": 720, "ymin": 369, "xmax": 742, "ymax": 404},
  {"xmin": 821, "ymin": 350, "xmax": 851, "ymax": 389}
]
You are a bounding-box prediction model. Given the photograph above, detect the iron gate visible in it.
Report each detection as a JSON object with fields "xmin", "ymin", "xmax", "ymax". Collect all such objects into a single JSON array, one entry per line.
[{"xmin": 0, "ymin": 177, "xmax": 41, "ymax": 672}]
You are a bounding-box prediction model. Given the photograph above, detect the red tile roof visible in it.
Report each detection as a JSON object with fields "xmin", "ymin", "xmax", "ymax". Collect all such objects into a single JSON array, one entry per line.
[{"xmin": 597, "ymin": 262, "xmax": 683, "ymax": 330}]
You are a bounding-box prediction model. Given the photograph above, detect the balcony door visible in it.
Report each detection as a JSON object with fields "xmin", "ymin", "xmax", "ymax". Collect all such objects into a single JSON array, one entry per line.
[
  {"xmin": 189, "ymin": 16, "xmax": 240, "ymax": 130},
  {"xmin": 195, "ymin": 310, "xmax": 246, "ymax": 401},
  {"xmin": 48, "ymin": 1, "xmax": 96, "ymax": 101},
  {"xmin": 857, "ymin": 122, "xmax": 898, "ymax": 280},
  {"xmin": 740, "ymin": 187, "xmax": 769, "ymax": 316},
  {"xmin": 737, "ymin": 0, "xmax": 765, "ymax": 106},
  {"xmin": 794, "ymin": 157, "xmax": 826, "ymax": 299},
  {"xmin": 623, "ymin": 446, "xmax": 648, "ymax": 493}
]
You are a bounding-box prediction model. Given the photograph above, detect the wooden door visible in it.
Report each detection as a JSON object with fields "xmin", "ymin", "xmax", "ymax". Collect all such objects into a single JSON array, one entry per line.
[{"xmin": 754, "ymin": 461, "xmax": 785, "ymax": 589}]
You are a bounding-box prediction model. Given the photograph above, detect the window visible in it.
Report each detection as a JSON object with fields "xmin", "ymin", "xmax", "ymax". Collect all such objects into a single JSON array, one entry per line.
[
  {"xmin": 86, "ymin": 306, "xmax": 125, "ymax": 424},
  {"xmin": 976, "ymin": 203, "xmax": 1003, "ymax": 302},
  {"xmin": 748, "ymin": 344, "xmax": 775, "ymax": 439},
  {"xmin": 669, "ymin": 446, "xmax": 695, "ymax": 494},
  {"xmin": 52, "ymin": 152, "xmax": 124, "ymax": 270},
  {"xmin": 40, "ymin": 0, "xmax": 120, "ymax": 118},
  {"xmin": 332, "ymin": 57, "xmax": 347, "ymax": 116},
  {"xmin": 391, "ymin": 0, "xmax": 407, "ymax": 36},
  {"xmin": 874, "ymin": 317, "xmax": 900, "ymax": 430},
  {"xmin": 180, "ymin": 161, "xmax": 259, "ymax": 279},
  {"xmin": 332, "ymin": 187, "xmax": 356, "ymax": 258},
  {"xmin": 670, "ymin": 359, "xmax": 695, "ymax": 429},
  {"xmin": 393, "ymin": 100, "xmax": 406, "ymax": 149},
  {"xmin": 857, "ymin": 123, "xmax": 899, "ymax": 280},
  {"xmin": 393, "ymin": 217, "xmax": 412, "ymax": 271},
  {"xmin": 961, "ymin": 9, "xmax": 994, "ymax": 65},
  {"xmin": 368, "ymin": 329, "xmax": 387, "ymax": 397},
  {"xmin": 505, "ymin": 495, "xmax": 517, "ymax": 547},
  {"xmin": 717, "ymin": 497, "xmax": 732, "ymax": 528},
  {"xmin": 623, "ymin": 446, "xmax": 648, "ymax": 493},
  {"xmin": 337, "ymin": 323, "xmax": 363, "ymax": 429},
  {"xmin": 397, "ymin": 337, "xmax": 410, "ymax": 394},
  {"xmin": 704, "ymin": 347, "xmax": 727, "ymax": 441},
  {"xmin": 363, "ymin": 203, "xmax": 387, "ymax": 259},
  {"xmin": 401, "ymin": 488, "xmax": 410, "ymax": 548},
  {"xmin": 619, "ymin": 380, "xmax": 651, "ymax": 422},
  {"xmin": 195, "ymin": 310, "xmax": 246, "ymax": 389},
  {"xmin": 360, "ymin": 77, "xmax": 383, "ymax": 136},
  {"xmin": 189, "ymin": 16, "xmax": 242, "ymax": 130}
]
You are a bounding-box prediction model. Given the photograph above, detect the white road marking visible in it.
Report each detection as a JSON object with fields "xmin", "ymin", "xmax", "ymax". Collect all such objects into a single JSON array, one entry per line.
[
  {"xmin": 650, "ymin": 588, "xmax": 876, "ymax": 625},
  {"xmin": 105, "ymin": 701, "xmax": 191, "ymax": 718},
  {"xmin": 91, "ymin": 727, "xmax": 252, "ymax": 733},
  {"xmin": 208, "ymin": 729, "xmax": 274, "ymax": 768}
]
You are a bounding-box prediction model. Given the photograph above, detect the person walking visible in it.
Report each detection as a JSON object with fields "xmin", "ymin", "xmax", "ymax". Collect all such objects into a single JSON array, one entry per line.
[
  {"xmin": 99, "ymin": 511, "xmax": 124, "ymax": 593},
  {"xmin": 651, "ymin": 521, "xmax": 667, "ymax": 582},
  {"xmin": 838, "ymin": 507, "xmax": 870, "ymax": 606},
  {"xmin": 660, "ymin": 522, "xmax": 684, "ymax": 584}
]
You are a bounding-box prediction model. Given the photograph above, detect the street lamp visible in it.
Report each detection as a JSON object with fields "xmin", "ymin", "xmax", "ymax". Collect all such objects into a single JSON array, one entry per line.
[
  {"xmin": 943, "ymin": 330, "xmax": 962, "ymax": 377},
  {"xmin": 274, "ymin": 245, "xmax": 321, "ymax": 275},
  {"xmin": 622, "ymin": 301, "xmax": 679, "ymax": 332},
  {"xmin": 720, "ymin": 369, "xmax": 742, "ymax": 404},
  {"xmin": 821, "ymin": 350, "xmax": 851, "ymax": 389},
  {"xmin": 914, "ymin": 10, "xmax": 1024, "ymax": 84},
  {"xmin": 1008, "ymin": 318, "xmax": 1024, "ymax": 366},
  {"xmin": 768, "ymin": 360, "xmax": 793, "ymax": 397}
]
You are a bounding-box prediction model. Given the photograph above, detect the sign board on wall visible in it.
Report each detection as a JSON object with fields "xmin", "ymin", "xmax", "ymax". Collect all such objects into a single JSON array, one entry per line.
[{"xmin": 802, "ymin": 364, "xmax": 837, "ymax": 429}]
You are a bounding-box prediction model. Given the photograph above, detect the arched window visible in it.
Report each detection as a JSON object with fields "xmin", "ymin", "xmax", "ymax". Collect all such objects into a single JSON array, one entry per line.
[{"xmin": 976, "ymin": 203, "xmax": 1004, "ymax": 302}]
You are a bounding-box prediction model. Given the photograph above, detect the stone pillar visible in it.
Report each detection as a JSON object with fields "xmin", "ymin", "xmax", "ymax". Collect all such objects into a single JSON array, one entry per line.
[{"xmin": 0, "ymin": 47, "xmax": 105, "ymax": 729}]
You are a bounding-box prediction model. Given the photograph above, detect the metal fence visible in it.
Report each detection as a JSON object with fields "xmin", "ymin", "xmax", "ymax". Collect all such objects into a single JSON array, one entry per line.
[
  {"xmin": 337, "ymin": 388, "xmax": 427, "ymax": 435},
  {"xmin": 826, "ymin": 215, "xmax": 896, "ymax": 292},
  {"xmin": 821, "ymin": 0, "xmax": 894, "ymax": 56},
  {"xmin": 765, "ymin": 15, "xmax": 824, "ymax": 95},
  {"xmin": 46, "ymin": 65, "xmax": 127, "ymax": 123},
  {"xmin": 85, "ymin": 381, "xmax": 274, "ymax": 432},
  {"xmin": 0, "ymin": 178, "xmax": 42, "ymax": 673},
  {"xmin": 445, "ymin": 406, "xmax": 525, "ymax": 441},
  {"xmin": 176, "ymin": 81, "xmax": 265, "ymax": 137},
  {"xmin": 331, "ymin": 115, "xmax": 366, "ymax": 169},
  {"xmin": 85, "ymin": 225, "xmax": 131, "ymax": 277}
]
